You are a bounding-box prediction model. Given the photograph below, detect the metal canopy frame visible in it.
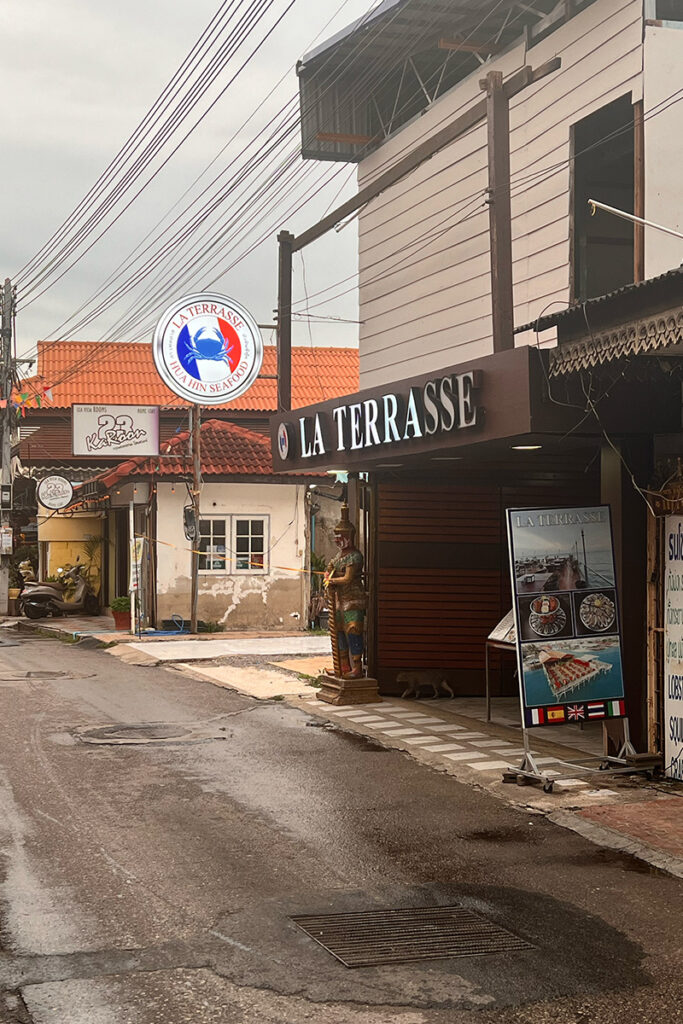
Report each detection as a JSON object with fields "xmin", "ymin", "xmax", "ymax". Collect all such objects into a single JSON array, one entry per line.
[{"xmin": 298, "ymin": 0, "xmax": 596, "ymax": 162}]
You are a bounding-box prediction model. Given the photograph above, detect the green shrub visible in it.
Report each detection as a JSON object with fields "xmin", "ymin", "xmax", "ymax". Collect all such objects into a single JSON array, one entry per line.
[{"xmin": 111, "ymin": 596, "xmax": 131, "ymax": 612}]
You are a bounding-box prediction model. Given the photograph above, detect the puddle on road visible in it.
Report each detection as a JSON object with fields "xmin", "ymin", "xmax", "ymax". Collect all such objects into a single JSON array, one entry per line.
[
  {"xmin": 461, "ymin": 827, "xmax": 541, "ymax": 844},
  {"xmin": 305, "ymin": 720, "xmax": 392, "ymax": 752},
  {"xmin": 559, "ymin": 847, "xmax": 669, "ymax": 876}
]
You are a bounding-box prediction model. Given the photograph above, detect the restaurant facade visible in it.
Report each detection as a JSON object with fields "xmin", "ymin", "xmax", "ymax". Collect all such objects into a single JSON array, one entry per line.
[{"xmin": 269, "ymin": 0, "xmax": 683, "ymax": 755}]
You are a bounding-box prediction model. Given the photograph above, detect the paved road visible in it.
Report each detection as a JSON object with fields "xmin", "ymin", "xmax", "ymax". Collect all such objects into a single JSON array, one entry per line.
[{"xmin": 0, "ymin": 634, "xmax": 680, "ymax": 1023}]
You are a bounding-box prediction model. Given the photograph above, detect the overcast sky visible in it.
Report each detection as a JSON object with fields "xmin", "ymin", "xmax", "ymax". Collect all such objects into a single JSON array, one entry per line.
[{"xmin": 2, "ymin": 0, "xmax": 377, "ymax": 356}]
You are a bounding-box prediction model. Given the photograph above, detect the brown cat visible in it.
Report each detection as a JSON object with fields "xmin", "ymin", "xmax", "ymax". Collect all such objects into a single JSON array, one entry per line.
[{"xmin": 397, "ymin": 670, "xmax": 455, "ymax": 700}]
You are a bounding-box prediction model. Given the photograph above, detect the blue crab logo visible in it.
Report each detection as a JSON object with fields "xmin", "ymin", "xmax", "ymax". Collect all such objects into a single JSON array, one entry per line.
[{"xmin": 177, "ymin": 318, "xmax": 241, "ymax": 381}]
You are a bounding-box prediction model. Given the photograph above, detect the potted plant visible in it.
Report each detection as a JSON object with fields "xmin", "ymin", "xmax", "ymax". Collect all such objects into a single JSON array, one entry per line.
[{"xmin": 110, "ymin": 596, "xmax": 131, "ymax": 630}]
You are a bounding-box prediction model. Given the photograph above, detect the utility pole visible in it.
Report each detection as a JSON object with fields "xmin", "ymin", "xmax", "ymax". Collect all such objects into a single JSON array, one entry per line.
[
  {"xmin": 190, "ymin": 406, "xmax": 201, "ymax": 634},
  {"xmin": 0, "ymin": 279, "xmax": 15, "ymax": 616}
]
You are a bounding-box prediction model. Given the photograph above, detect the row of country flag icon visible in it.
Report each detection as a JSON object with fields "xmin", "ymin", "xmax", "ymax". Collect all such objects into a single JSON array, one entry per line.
[{"xmin": 525, "ymin": 698, "xmax": 626, "ymax": 727}]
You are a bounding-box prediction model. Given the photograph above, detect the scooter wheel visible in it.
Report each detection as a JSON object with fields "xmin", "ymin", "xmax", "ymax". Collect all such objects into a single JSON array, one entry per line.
[
  {"xmin": 23, "ymin": 604, "xmax": 47, "ymax": 619},
  {"xmin": 84, "ymin": 594, "xmax": 100, "ymax": 615}
]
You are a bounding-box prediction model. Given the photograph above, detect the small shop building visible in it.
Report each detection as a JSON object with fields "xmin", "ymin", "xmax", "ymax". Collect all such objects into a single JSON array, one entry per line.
[
  {"xmin": 16, "ymin": 340, "xmax": 357, "ymax": 598},
  {"xmin": 80, "ymin": 418, "xmax": 321, "ymax": 631}
]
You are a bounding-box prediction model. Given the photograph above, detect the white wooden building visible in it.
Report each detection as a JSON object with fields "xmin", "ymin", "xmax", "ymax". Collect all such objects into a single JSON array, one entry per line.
[{"xmin": 298, "ymin": 0, "xmax": 683, "ymax": 387}]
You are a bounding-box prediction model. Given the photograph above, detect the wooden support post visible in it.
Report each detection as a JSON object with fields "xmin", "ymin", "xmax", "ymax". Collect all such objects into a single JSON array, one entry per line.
[
  {"xmin": 190, "ymin": 406, "xmax": 201, "ymax": 634},
  {"xmin": 646, "ymin": 513, "xmax": 662, "ymax": 753},
  {"xmin": 483, "ymin": 71, "xmax": 514, "ymax": 353},
  {"xmin": 633, "ymin": 99, "xmax": 645, "ymax": 283},
  {"xmin": 277, "ymin": 230, "xmax": 294, "ymax": 412}
]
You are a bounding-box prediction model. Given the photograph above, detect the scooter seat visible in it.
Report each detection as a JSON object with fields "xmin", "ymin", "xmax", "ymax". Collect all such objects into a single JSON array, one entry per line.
[{"xmin": 25, "ymin": 580, "xmax": 67, "ymax": 590}]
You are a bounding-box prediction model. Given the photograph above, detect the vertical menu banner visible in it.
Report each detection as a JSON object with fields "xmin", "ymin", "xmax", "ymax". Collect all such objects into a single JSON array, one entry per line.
[
  {"xmin": 664, "ymin": 516, "xmax": 683, "ymax": 780},
  {"xmin": 506, "ymin": 506, "xmax": 626, "ymax": 727}
]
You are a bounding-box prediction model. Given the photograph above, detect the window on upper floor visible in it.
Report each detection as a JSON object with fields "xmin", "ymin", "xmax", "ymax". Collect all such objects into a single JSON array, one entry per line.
[
  {"xmin": 571, "ymin": 95, "xmax": 635, "ymax": 302},
  {"xmin": 655, "ymin": 1, "xmax": 683, "ymax": 21}
]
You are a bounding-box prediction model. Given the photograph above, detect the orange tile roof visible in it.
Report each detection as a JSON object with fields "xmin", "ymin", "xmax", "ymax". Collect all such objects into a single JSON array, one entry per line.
[
  {"xmin": 94, "ymin": 419, "xmax": 278, "ymax": 488},
  {"xmin": 25, "ymin": 340, "xmax": 358, "ymax": 411}
]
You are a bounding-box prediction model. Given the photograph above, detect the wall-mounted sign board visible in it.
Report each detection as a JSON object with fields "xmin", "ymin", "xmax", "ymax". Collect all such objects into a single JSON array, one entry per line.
[
  {"xmin": 36, "ymin": 475, "xmax": 73, "ymax": 511},
  {"xmin": 664, "ymin": 516, "xmax": 683, "ymax": 780},
  {"xmin": 72, "ymin": 405, "xmax": 159, "ymax": 458}
]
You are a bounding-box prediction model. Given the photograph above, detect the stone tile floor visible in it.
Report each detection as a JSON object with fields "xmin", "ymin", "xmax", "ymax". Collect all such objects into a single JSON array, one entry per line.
[{"xmin": 300, "ymin": 697, "xmax": 611, "ymax": 797}]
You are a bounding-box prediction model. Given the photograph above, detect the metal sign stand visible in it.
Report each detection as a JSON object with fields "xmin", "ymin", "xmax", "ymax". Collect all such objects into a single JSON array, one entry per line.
[{"xmin": 502, "ymin": 504, "xmax": 662, "ymax": 793}]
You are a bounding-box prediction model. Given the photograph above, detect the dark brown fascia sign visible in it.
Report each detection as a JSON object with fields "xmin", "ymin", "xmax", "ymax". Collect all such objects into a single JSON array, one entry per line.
[{"xmin": 275, "ymin": 370, "xmax": 482, "ymax": 470}]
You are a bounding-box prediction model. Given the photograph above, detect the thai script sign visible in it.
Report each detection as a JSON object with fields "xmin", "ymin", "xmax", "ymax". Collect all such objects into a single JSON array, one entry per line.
[
  {"xmin": 72, "ymin": 405, "xmax": 159, "ymax": 457},
  {"xmin": 664, "ymin": 516, "xmax": 683, "ymax": 780},
  {"xmin": 152, "ymin": 292, "xmax": 263, "ymax": 406},
  {"xmin": 506, "ymin": 505, "xmax": 626, "ymax": 727}
]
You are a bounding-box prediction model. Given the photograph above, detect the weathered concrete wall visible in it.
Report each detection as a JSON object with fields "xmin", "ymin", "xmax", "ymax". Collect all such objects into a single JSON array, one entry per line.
[{"xmin": 155, "ymin": 482, "xmax": 308, "ymax": 630}]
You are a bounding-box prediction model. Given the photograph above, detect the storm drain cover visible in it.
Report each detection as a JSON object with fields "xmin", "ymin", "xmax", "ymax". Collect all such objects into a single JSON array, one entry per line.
[
  {"xmin": 78, "ymin": 724, "xmax": 192, "ymax": 745},
  {"xmin": 291, "ymin": 905, "xmax": 533, "ymax": 968}
]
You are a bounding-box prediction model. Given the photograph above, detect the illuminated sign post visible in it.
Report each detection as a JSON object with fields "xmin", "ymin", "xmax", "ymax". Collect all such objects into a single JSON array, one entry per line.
[{"xmin": 152, "ymin": 293, "xmax": 264, "ymax": 634}]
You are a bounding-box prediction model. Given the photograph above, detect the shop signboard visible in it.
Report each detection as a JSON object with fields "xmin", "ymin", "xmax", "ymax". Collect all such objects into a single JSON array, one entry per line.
[
  {"xmin": 506, "ymin": 505, "xmax": 626, "ymax": 727},
  {"xmin": 663, "ymin": 516, "xmax": 683, "ymax": 780},
  {"xmin": 152, "ymin": 292, "xmax": 263, "ymax": 405},
  {"xmin": 73, "ymin": 404, "xmax": 159, "ymax": 457},
  {"xmin": 129, "ymin": 537, "xmax": 145, "ymax": 593},
  {"xmin": 36, "ymin": 475, "xmax": 73, "ymax": 511}
]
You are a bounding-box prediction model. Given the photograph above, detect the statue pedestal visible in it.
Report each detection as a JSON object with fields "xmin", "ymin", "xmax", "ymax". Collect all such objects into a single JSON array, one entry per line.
[{"xmin": 316, "ymin": 673, "xmax": 382, "ymax": 706}]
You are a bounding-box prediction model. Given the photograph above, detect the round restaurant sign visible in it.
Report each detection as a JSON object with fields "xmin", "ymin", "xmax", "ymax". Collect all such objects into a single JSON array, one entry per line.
[
  {"xmin": 37, "ymin": 475, "xmax": 73, "ymax": 510},
  {"xmin": 152, "ymin": 292, "xmax": 263, "ymax": 406}
]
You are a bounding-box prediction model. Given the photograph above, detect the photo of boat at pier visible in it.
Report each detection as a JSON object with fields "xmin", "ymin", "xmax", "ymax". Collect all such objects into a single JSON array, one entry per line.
[
  {"xmin": 510, "ymin": 506, "xmax": 615, "ymax": 595},
  {"xmin": 521, "ymin": 636, "xmax": 624, "ymax": 707}
]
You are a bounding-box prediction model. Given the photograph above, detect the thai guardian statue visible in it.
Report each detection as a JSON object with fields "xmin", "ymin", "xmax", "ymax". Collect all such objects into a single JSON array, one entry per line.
[{"xmin": 324, "ymin": 505, "xmax": 367, "ymax": 679}]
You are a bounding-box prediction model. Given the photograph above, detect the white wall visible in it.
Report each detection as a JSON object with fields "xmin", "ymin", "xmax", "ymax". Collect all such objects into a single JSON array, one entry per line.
[
  {"xmin": 357, "ymin": 0, "xmax": 644, "ymax": 388},
  {"xmin": 644, "ymin": 24, "xmax": 683, "ymax": 277},
  {"xmin": 155, "ymin": 481, "xmax": 308, "ymax": 630}
]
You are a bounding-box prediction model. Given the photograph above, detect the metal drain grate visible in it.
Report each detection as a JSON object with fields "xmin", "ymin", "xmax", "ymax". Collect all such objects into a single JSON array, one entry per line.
[{"xmin": 291, "ymin": 905, "xmax": 533, "ymax": 968}]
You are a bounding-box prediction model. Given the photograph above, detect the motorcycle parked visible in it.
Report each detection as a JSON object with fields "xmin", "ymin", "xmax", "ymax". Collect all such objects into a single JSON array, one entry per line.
[{"xmin": 20, "ymin": 561, "xmax": 100, "ymax": 620}]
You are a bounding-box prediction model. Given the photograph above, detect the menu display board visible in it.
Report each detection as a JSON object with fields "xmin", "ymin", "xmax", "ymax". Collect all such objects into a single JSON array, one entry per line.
[{"xmin": 506, "ymin": 505, "xmax": 626, "ymax": 727}]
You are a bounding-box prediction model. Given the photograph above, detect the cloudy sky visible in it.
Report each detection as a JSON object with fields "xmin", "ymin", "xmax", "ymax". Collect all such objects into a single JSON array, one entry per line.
[{"xmin": 2, "ymin": 0, "xmax": 378, "ymax": 356}]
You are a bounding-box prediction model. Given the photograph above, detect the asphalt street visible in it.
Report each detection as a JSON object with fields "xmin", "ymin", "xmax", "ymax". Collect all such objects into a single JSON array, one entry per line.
[{"xmin": 0, "ymin": 632, "xmax": 680, "ymax": 1023}]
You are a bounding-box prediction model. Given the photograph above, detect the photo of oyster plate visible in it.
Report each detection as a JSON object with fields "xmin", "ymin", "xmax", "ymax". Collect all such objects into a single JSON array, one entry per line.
[
  {"xmin": 579, "ymin": 591, "xmax": 616, "ymax": 633},
  {"xmin": 529, "ymin": 594, "xmax": 567, "ymax": 637}
]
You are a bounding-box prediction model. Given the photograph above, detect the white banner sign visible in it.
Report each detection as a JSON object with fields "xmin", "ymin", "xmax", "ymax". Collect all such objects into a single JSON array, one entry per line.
[
  {"xmin": 72, "ymin": 405, "xmax": 159, "ymax": 457},
  {"xmin": 664, "ymin": 516, "xmax": 683, "ymax": 780}
]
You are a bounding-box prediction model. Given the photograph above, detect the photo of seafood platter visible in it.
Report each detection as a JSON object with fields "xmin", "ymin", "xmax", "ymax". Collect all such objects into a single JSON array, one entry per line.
[
  {"xmin": 573, "ymin": 589, "xmax": 618, "ymax": 636},
  {"xmin": 516, "ymin": 592, "xmax": 574, "ymax": 642}
]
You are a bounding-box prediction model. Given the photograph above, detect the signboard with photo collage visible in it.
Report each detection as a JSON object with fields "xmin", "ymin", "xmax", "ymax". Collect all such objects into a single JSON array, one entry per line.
[{"xmin": 506, "ymin": 505, "xmax": 626, "ymax": 728}]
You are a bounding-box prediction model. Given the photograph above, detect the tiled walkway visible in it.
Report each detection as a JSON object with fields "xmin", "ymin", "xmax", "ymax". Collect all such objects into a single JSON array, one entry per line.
[{"xmin": 302, "ymin": 698, "xmax": 611, "ymax": 795}]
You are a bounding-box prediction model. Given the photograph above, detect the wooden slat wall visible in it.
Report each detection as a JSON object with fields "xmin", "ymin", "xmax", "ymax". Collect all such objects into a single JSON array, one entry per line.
[
  {"xmin": 376, "ymin": 463, "xmax": 599, "ymax": 692},
  {"xmin": 358, "ymin": 0, "xmax": 644, "ymax": 388}
]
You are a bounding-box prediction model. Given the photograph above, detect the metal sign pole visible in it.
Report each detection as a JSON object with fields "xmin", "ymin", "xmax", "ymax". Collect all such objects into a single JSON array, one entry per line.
[{"xmin": 190, "ymin": 406, "xmax": 201, "ymax": 634}]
